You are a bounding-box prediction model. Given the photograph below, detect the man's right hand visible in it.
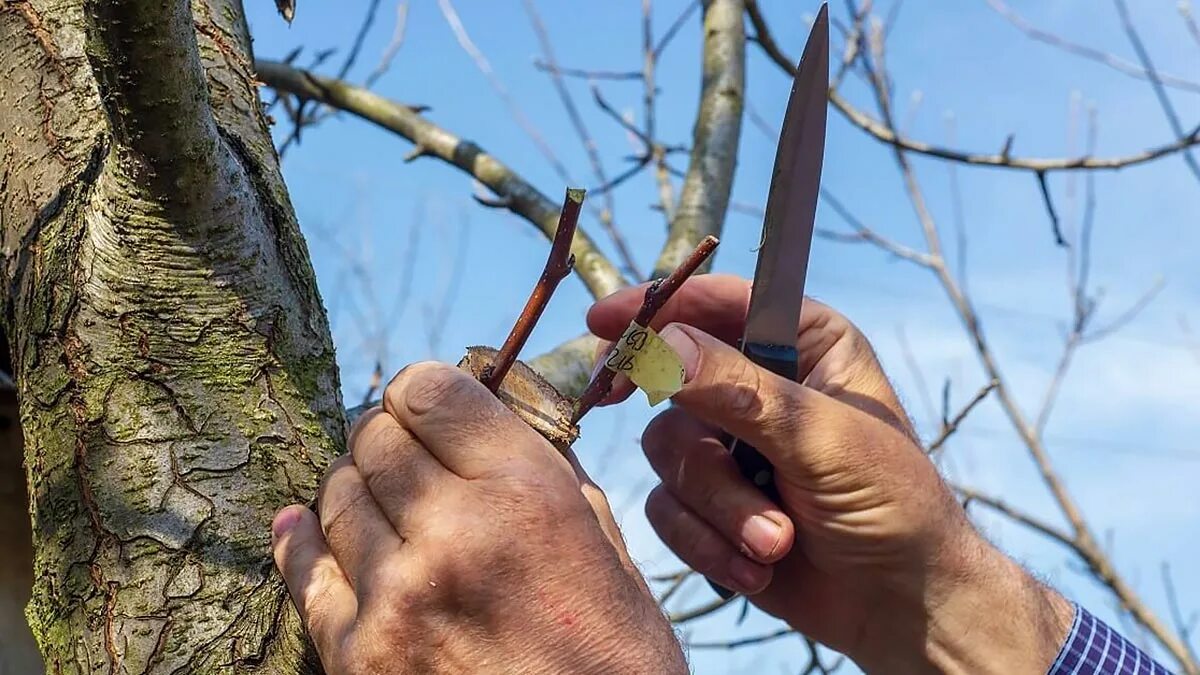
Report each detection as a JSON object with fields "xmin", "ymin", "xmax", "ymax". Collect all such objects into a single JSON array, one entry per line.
[{"xmin": 588, "ymin": 274, "xmax": 1074, "ymax": 673}]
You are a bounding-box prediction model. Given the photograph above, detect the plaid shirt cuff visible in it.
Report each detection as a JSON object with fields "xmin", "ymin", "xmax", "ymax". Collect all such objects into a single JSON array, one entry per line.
[{"xmin": 1047, "ymin": 603, "xmax": 1175, "ymax": 674}]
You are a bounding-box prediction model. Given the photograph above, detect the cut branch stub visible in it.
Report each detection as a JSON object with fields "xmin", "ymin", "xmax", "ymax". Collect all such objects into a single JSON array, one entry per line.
[{"xmin": 458, "ymin": 346, "xmax": 579, "ymax": 452}]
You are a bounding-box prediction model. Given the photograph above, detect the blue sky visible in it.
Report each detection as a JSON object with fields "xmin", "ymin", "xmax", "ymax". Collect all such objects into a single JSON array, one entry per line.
[{"xmin": 245, "ymin": 1, "xmax": 1199, "ymax": 671}]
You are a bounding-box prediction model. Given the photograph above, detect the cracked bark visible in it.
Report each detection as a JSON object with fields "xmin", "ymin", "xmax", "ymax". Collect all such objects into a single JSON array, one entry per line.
[{"xmin": 1, "ymin": 0, "xmax": 341, "ymax": 672}]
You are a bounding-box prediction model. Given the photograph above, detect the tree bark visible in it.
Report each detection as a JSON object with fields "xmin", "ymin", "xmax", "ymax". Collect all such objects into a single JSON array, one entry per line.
[{"xmin": 1, "ymin": 0, "xmax": 342, "ymax": 672}]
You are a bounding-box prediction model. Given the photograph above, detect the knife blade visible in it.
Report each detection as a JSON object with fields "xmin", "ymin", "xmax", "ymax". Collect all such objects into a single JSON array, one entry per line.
[{"xmin": 710, "ymin": 2, "xmax": 829, "ymax": 598}]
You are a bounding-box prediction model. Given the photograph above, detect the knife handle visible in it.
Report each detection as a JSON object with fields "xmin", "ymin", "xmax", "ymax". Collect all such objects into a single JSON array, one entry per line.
[{"xmin": 708, "ymin": 342, "xmax": 799, "ymax": 599}]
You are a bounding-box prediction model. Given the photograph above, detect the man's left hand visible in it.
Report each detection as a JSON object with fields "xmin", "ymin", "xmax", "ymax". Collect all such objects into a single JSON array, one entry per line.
[{"xmin": 271, "ymin": 362, "xmax": 686, "ymax": 675}]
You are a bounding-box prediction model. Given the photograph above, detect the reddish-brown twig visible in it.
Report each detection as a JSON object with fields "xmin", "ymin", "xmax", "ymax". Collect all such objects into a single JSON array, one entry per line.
[
  {"xmin": 571, "ymin": 235, "xmax": 718, "ymax": 423},
  {"xmin": 483, "ymin": 188, "xmax": 584, "ymax": 392}
]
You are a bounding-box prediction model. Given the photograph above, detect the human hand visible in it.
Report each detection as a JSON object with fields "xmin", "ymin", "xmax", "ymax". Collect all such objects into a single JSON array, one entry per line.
[
  {"xmin": 589, "ymin": 274, "xmax": 1073, "ymax": 673},
  {"xmin": 271, "ymin": 363, "xmax": 687, "ymax": 674}
]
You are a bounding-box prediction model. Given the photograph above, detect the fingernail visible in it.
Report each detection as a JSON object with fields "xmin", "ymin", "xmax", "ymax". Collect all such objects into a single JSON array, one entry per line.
[
  {"xmin": 741, "ymin": 515, "xmax": 784, "ymax": 560},
  {"xmin": 658, "ymin": 324, "xmax": 699, "ymax": 382},
  {"xmin": 728, "ymin": 555, "xmax": 770, "ymax": 594},
  {"xmin": 271, "ymin": 506, "xmax": 303, "ymax": 544}
]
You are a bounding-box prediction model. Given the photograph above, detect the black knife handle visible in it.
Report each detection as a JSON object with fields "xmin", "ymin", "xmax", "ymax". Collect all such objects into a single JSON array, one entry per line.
[{"xmin": 709, "ymin": 342, "xmax": 799, "ymax": 599}]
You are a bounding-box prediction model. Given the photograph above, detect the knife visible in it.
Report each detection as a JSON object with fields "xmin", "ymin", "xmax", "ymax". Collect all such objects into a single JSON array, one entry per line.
[{"xmin": 709, "ymin": 3, "xmax": 829, "ymax": 598}]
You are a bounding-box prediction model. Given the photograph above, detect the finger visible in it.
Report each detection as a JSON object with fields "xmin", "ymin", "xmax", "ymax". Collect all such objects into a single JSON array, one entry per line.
[
  {"xmin": 644, "ymin": 485, "xmax": 772, "ymax": 595},
  {"xmin": 317, "ymin": 454, "xmax": 404, "ymax": 590},
  {"xmin": 349, "ymin": 406, "xmax": 452, "ymax": 537},
  {"xmin": 382, "ymin": 362, "xmax": 561, "ymax": 478},
  {"xmin": 642, "ymin": 408, "xmax": 794, "ymax": 563},
  {"xmin": 271, "ymin": 505, "xmax": 356, "ymax": 657},
  {"xmin": 587, "ymin": 274, "xmax": 751, "ymax": 343}
]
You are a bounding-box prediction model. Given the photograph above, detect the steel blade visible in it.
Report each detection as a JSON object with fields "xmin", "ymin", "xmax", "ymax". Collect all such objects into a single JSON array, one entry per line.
[{"xmin": 743, "ymin": 4, "xmax": 829, "ymax": 349}]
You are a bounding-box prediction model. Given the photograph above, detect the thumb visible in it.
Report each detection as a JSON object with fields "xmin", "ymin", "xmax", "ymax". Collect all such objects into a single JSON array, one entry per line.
[{"xmin": 657, "ymin": 323, "xmax": 843, "ymax": 472}]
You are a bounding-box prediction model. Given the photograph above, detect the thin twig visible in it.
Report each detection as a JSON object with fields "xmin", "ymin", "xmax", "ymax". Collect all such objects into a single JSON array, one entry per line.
[
  {"xmin": 687, "ymin": 627, "xmax": 796, "ymax": 649},
  {"xmin": 337, "ymin": 0, "xmax": 382, "ymax": 79},
  {"xmin": 523, "ymin": 0, "xmax": 644, "ymax": 280},
  {"xmin": 955, "ymin": 485, "xmax": 1076, "ymax": 548},
  {"xmin": 746, "ymin": 1, "xmax": 1200, "ymax": 173},
  {"xmin": 1182, "ymin": 2, "xmax": 1200, "ymax": 50},
  {"xmin": 1162, "ymin": 563, "xmax": 1200, "ymax": 666},
  {"xmin": 365, "ymin": 0, "xmax": 412, "ymax": 88},
  {"xmin": 1036, "ymin": 171, "xmax": 1066, "ymax": 246},
  {"xmin": 484, "ymin": 189, "xmax": 584, "ymax": 392},
  {"xmin": 572, "ymin": 236, "xmax": 720, "ymax": 423},
  {"xmin": 927, "ymin": 380, "xmax": 998, "ymax": 453},
  {"xmin": 668, "ymin": 593, "xmax": 737, "ymax": 624},
  {"xmin": 437, "ymin": 0, "xmax": 575, "ymax": 183},
  {"xmin": 985, "ymin": 0, "xmax": 1200, "ymax": 94},
  {"xmin": 1112, "ymin": 0, "xmax": 1200, "ymax": 183}
]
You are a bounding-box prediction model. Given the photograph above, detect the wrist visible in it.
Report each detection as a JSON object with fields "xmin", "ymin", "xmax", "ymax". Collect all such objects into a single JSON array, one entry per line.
[{"xmin": 855, "ymin": 529, "xmax": 1075, "ymax": 674}]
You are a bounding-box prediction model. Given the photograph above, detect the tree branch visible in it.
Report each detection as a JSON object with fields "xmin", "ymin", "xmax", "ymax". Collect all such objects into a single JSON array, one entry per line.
[
  {"xmin": 85, "ymin": 0, "xmax": 223, "ymax": 198},
  {"xmin": 652, "ymin": 0, "xmax": 745, "ymax": 278},
  {"xmin": 527, "ymin": 333, "xmax": 603, "ymax": 399},
  {"xmin": 955, "ymin": 485, "xmax": 1076, "ymax": 548},
  {"xmin": 746, "ymin": 1, "xmax": 1200, "ymax": 173},
  {"xmin": 927, "ymin": 379, "xmax": 998, "ymax": 454},
  {"xmin": 985, "ymin": 0, "xmax": 1200, "ymax": 94},
  {"xmin": 256, "ymin": 60, "xmax": 630, "ymax": 299},
  {"xmin": 524, "ymin": 0, "xmax": 644, "ymax": 280},
  {"xmin": 1112, "ymin": 0, "xmax": 1200, "ymax": 183}
]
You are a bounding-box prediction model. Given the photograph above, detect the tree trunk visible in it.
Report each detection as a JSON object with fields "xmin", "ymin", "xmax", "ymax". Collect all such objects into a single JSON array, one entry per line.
[{"xmin": 1, "ymin": 0, "xmax": 342, "ymax": 672}]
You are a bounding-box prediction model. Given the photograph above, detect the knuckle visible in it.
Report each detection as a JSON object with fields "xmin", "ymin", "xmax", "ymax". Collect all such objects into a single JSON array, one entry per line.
[{"xmin": 386, "ymin": 362, "xmax": 475, "ymax": 418}]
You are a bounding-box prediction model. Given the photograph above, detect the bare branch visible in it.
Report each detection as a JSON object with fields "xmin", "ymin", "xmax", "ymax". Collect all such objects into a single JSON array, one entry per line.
[
  {"xmin": 484, "ymin": 189, "xmax": 583, "ymax": 392},
  {"xmin": 927, "ymin": 380, "xmax": 998, "ymax": 453},
  {"xmin": 524, "ymin": 0, "xmax": 644, "ymax": 280},
  {"xmin": 1036, "ymin": 171, "xmax": 1067, "ymax": 246},
  {"xmin": 1084, "ymin": 277, "xmax": 1166, "ymax": 343},
  {"xmin": 437, "ymin": 0, "xmax": 574, "ymax": 183},
  {"xmin": 365, "ymin": 0, "xmax": 412, "ymax": 88},
  {"xmin": 1162, "ymin": 563, "xmax": 1200, "ymax": 666},
  {"xmin": 955, "ymin": 485, "xmax": 1076, "ymax": 549},
  {"xmin": 985, "ymin": 0, "xmax": 1200, "ymax": 94},
  {"xmin": 1112, "ymin": 0, "xmax": 1200, "ymax": 182},
  {"xmin": 256, "ymin": 61, "xmax": 630, "ymax": 299},
  {"xmin": 819, "ymin": 189, "xmax": 935, "ymax": 266},
  {"xmin": 669, "ymin": 594, "xmax": 737, "ymax": 624},
  {"xmin": 746, "ymin": 1, "xmax": 1200, "ymax": 173},
  {"xmin": 1182, "ymin": 2, "xmax": 1200, "ymax": 50},
  {"xmin": 652, "ymin": 0, "xmax": 745, "ymax": 278},
  {"xmin": 687, "ymin": 627, "xmax": 796, "ymax": 650},
  {"xmin": 336, "ymin": 0, "xmax": 382, "ymax": 80}
]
